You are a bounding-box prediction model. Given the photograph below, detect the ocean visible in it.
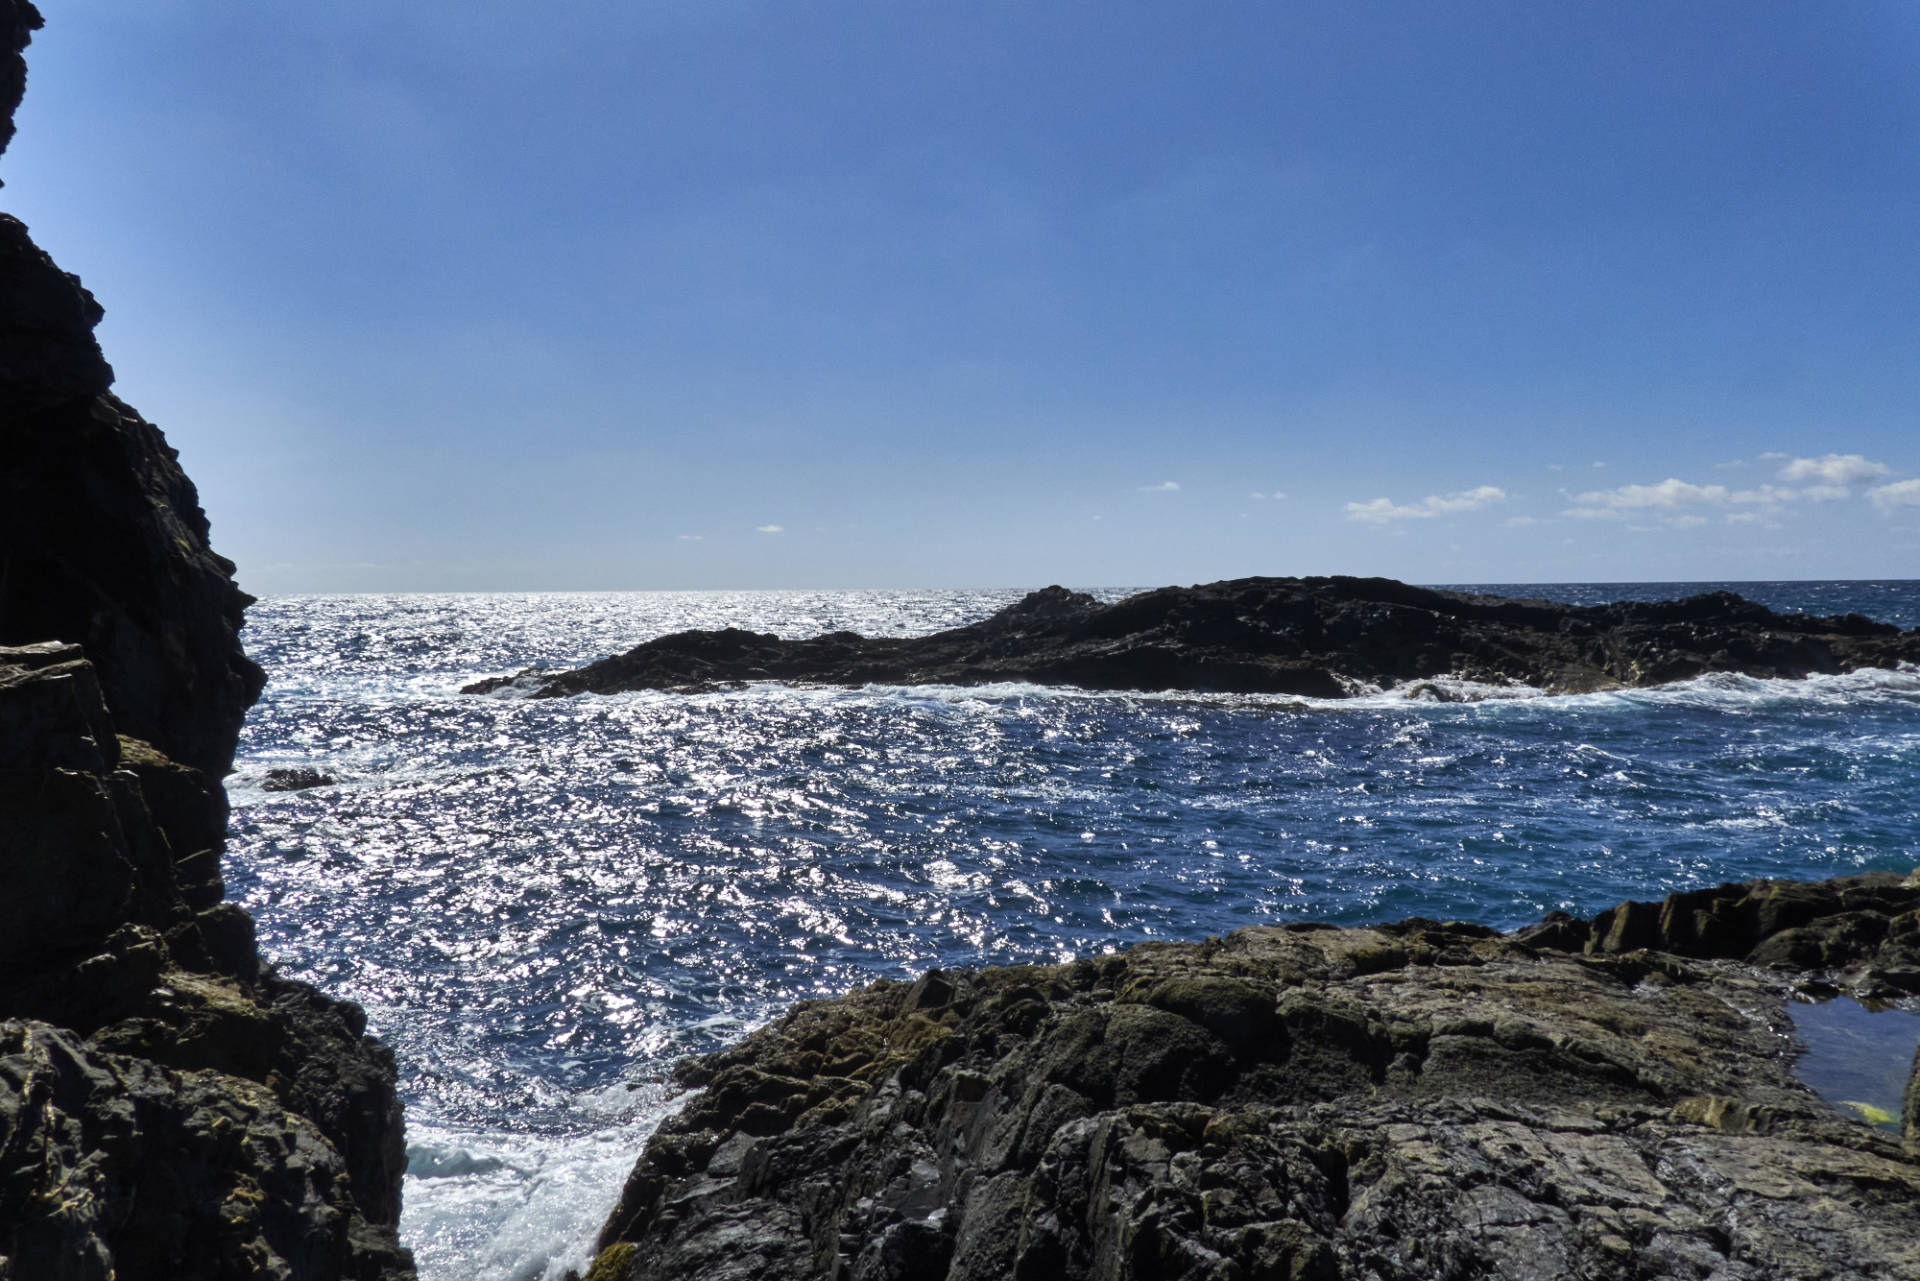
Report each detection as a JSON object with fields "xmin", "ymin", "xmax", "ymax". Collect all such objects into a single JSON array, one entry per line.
[{"xmin": 223, "ymin": 581, "xmax": 1920, "ymax": 1281}]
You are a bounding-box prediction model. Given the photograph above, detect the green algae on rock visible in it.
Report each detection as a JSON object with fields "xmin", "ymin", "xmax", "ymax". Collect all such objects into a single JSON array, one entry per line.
[{"xmin": 584, "ymin": 874, "xmax": 1920, "ymax": 1281}]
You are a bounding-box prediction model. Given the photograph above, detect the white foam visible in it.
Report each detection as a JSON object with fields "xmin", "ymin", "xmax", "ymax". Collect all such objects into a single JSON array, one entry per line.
[{"xmin": 402, "ymin": 1104, "xmax": 667, "ymax": 1281}]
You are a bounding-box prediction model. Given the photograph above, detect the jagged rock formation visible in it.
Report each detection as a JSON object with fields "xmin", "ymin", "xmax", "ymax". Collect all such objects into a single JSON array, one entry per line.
[
  {"xmin": 582, "ymin": 874, "xmax": 1920, "ymax": 1281},
  {"xmin": 469, "ymin": 577, "xmax": 1920, "ymax": 701},
  {"xmin": 0, "ymin": 15, "xmax": 261, "ymax": 776},
  {"xmin": 0, "ymin": 7, "xmax": 412, "ymax": 1277}
]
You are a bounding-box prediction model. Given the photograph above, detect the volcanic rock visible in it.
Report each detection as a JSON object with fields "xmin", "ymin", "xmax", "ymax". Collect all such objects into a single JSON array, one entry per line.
[
  {"xmin": 0, "ymin": 6, "xmax": 412, "ymax": 1276},
  {"xmin": 469, "ymin": 577, "xmax": 1920, "ymax": 700},
  {"xmin": 264, "ymin": 767, "xmax": 340, "ymax": 793},
  {"xmin": 582, "ymin": 873, "xmax": 1920, "ymax": 1281}
]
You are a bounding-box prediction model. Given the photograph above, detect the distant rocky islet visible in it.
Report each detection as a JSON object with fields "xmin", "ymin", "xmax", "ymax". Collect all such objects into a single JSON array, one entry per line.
[{"xmin": 467, "ymin": 574, "xmax": 1920, "ymax": 701}]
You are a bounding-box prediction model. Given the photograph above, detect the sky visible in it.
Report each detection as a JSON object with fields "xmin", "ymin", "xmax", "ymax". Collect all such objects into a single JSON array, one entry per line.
[{"xmin": 7, "ymin": 1, "xmax": 1920, "ymax": 591}]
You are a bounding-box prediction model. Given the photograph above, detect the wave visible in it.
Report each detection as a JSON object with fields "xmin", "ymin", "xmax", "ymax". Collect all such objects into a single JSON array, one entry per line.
[
  {"xmin": 403, "ymin": 1106, "xmax": 666, "ymax": 1281},
  {"xmin": 554, "ymin": 662, "xmax": 1920, "ymax": 715}
]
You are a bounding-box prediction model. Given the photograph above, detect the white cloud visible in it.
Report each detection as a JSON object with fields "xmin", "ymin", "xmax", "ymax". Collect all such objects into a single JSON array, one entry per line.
[
  {"xmin": 755, "ymin": 524, "xmax": 784, "ymax": 534},
  {"xmin": 1562, "ymin": 476, "xmax": 1800, "ymax": 527},
  {"xmin": 1801, "ymin": 484, "xmax": 1849, "ymax": 502},
  {"xmin": 675, "ymin": 534, "xmax": 703, "ymax": 541},
  {"xmin": 1728, "ymin": 484, "xmax": 1797, "ymax": 505},
  {"xmin": 1345, "ymin": 485, "xmax": 1505, "ymax": 524},
  {"xmin": 1570, "ymin": 478, "xmax": 1729, "ymax": 510},
  {"xmin": 1725, "ymin": 512, "xmax": 1763, "ymax": 525},
  {"xmin": 1503, "ymin": 515, "xmax": 1537, "ymax": 527},
  {"xmin": 1137, "ymin": 480, "xmax": 1180, "ymax": 492},
  {"xmin": 1776, "ymin": 453, "xmax": 1890, "ymax": 486},
  {"xmin": 1870, "ymin": 479, "xmax": 1920, "ymax": 511}
]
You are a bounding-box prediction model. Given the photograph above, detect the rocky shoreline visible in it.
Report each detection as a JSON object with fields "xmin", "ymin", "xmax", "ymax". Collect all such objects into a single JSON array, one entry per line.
[
  {"xmin": 0, "ymin": 6, "xmax": 412, "ymax": 1276},
  {"xmin": 581, "ymin": 874, "xmax": 1920, "ymax": 1281},
  {"xmin": 466, "ymin": 577, "xmax": 1920, "ymax": 702}
]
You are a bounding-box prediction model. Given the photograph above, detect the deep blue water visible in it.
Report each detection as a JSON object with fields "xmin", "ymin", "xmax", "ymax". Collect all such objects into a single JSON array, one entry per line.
[{"xmin": 223, "ymin": 581, "xmax": 1920, "ymax": 1280}]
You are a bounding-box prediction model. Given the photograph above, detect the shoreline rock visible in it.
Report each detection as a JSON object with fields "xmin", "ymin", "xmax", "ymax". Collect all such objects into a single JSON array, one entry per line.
[
  {"xmin": 583, "ymin": 873, "xmax": 1920, "ymax": 1281},
  {"xmin": 0, "ymin": 6, "xmax": 412, "ymax": 1276},
  {"xmin": 467, "ymin": 577, "xmax": 1920, "ymax": 701}
]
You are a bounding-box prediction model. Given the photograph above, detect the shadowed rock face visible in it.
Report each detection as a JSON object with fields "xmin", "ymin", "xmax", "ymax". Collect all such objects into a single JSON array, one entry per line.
[
  {"xmin": 469, "ymin": 577, "xmax": 1920, "ymax": 701},
  {"xmin": 0, "ymin": 7, "xmax": 411, "ymax": 1276},
  {"xmin": 0, "ymin": 3, "xmax": 262, "ymax": 778},
  {"xmin": 584, "ymin": 873, "xmax": 1920, "ymax": 1281}
]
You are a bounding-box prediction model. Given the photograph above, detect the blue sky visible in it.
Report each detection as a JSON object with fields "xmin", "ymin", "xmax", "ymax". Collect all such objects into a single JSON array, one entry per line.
[{"xmin": 9, "ymin": 1, "xmax": 1920, "ymax": 590}]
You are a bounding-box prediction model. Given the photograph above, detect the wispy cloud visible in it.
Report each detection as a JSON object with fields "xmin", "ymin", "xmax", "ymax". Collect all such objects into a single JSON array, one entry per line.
[
  {"xmin": 1776, "ymin": 453, "xmax": 1890, "ymax": 486},
  {"xmin": 1137, "ymin": 480, "xmax": 1181, "ymax": 492},
  {"xmin": 1727, "ymin": 484, "xmax": 1798, "ymax": 505},
  {"xmin": 1567, "ymin": 457, "xmax": 1899, "ymax": 522},
  {"xmin": 755, "ymin": 524, "xmax": 784, "ymax": 534},
  {"xmin": 1870, "ymin": 479, "xmax": 1920, "ymax": 511},
  {"xmin": 1503, "ymin": 515, "xmax": 1537, "ymax": 527},
  {"xmin": 1570, "ymin": 477, "xmax": 1729, "ymax": 510},
  {"xmin": 1345, "ymin": 485, "xmax": 1505, "ymax": 524},
  {"xmin": 675, "ymin": 534, "xmax": 703, "ymax": 541},
  {"xmin": 1563, "ymin": 475, "xmax": 1805, "ymax": 525},
  {"xmin": 1248, "ymin": 490, "xmax": 1288, "ymax": 500}
]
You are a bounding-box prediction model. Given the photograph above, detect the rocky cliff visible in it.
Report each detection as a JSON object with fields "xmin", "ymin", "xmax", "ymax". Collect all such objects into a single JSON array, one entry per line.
[
  {"xmin": 584, "ymin": 874, "xmax": 1920, "ymax": 1281},
  {"xmin": 468, "ymin": 577, "xmax": 1920, "ymax": 702},
  {"xmin": 0, "ymin": 6, "xmax": 412, "ymax": 1276}
]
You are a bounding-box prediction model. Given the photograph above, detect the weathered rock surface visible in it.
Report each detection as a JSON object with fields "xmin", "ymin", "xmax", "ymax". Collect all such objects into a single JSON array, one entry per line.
[
  {"xmin": 469, "ymin": 577, "xmax": 1920, "ymax": 701},
  {"xmin": 586, "ymin": 873, "xmax": 1920, "ymax": 1281},
  {"xmin": 0, "ymin": 7, "xmax": 411, "ymax": 1276},
  {"xmin": 0, "ymin": 5, "xmax": 262, "ymax": 778},
  {"xmin": 0, "ymin": 645, "xmax": 411, "ymax": 1278}
]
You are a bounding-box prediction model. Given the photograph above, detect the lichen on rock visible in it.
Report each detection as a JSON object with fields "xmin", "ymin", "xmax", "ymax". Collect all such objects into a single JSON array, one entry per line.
[{"xmin": 588, "ymin": 875, "xmax": 1920, "ymax": 1281}]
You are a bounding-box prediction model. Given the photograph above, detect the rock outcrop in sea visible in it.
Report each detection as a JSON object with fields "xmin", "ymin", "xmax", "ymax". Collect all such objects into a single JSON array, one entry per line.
[
  {"xmin": 467, "ymin": 577, "xmax": 1920, "ymax": 701},
  {"xmin": 584, "ymin": 874, "xmax": 1920, "ymax": 1281},
  {"xmin": 0, "ymin": 6, "xmax": 413, "ymax": 1276}
]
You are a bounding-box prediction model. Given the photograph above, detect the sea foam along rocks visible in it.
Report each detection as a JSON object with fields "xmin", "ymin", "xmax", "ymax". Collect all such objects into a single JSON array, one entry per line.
[
  {"xmin": 582, "ymin": 873, "xmax": 1920, "ymax": 1281},
  {"xmin": 0, "ymin": 5, "xmax": 412, "ymax": 1275},
  {"xmin": 469, "ymin": 576, "xmax": 1920, "ymax": 701}
]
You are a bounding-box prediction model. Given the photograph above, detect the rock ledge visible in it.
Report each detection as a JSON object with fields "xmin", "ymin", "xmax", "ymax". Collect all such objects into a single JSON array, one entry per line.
[{"xmin": 585, "ymin": 873, "xmax": 1920, "ymax": 1281}]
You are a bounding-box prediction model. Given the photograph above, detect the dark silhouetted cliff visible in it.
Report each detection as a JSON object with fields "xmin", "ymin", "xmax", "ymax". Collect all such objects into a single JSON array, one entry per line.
[{"xmin": 0, "ymin": 6, "xmax": 413, "ymax": 1276}]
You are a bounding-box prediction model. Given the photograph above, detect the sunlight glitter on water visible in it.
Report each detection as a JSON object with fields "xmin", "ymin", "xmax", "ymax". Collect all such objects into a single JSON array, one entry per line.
[{"xmin": 224, "ymin": 586, "xmax": 1920, "ymax": 1279}]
